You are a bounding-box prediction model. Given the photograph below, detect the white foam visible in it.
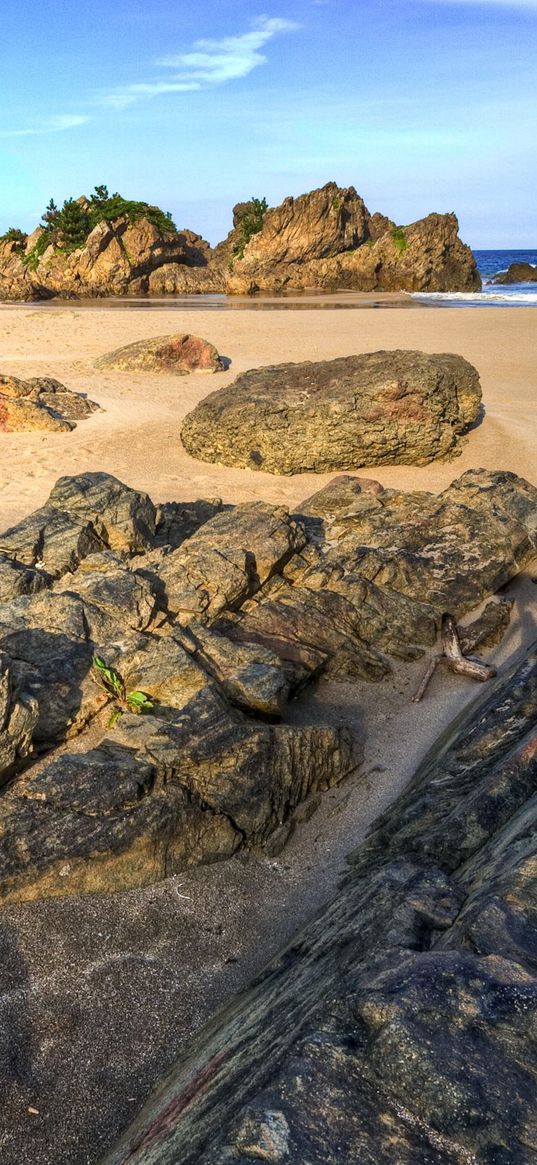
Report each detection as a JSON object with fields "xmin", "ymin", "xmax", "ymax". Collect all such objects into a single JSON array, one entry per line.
[{"xmin": 411, "ymin": 291, "xmax": 537, "ymax": 306}]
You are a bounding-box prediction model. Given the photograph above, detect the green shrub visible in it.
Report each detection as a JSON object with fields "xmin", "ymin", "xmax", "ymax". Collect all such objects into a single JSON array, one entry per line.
[
  {"xmin": 0, "ymin": 227, "xmax": 27, "ymax": 252},
  {"xmin": 391, "ymin": 226, "xmax": 407, "ymax": 254},
  {"xmin": 22, "ymin": 185, "xmax": 177, "ymax": 270},
  {"xmin": 91, "ymin": 655, "xmax": 154, "ymax": 727},
  {"xmin": 233, "ymin": 196, "xmax": 268, "ymax": 259}
]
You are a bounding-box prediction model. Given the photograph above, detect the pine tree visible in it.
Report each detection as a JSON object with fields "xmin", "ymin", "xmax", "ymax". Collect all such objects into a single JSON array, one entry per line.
[{"xmin": 58, "ymin": 198, "xmax": 90, "ymax": 250}]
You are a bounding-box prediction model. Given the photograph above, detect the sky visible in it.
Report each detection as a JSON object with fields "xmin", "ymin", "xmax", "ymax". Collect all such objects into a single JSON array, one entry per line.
[{"xmin": 0, "ymin": 0, "xmax": 535, "ymax": 248}]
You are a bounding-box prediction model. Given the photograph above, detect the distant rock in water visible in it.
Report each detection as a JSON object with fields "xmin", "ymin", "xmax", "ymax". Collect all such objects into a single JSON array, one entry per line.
[
  {"xmin": 0, "ymin": 180, "xmax": 480, "ymax": 300},
  {"xmin": 492, "ymin": 261, "xmax": 537, "ymax": 284},
  {"xmin": 0, "ymin": 374, "xmax": 99, "ymax": 432},
  {"xmin": 181, "ymin": 350, "xmax": 482, "ymax": 474},
  {"xmin": 95, "ymin": 333, "xmax": 224, "ymax": 375}
]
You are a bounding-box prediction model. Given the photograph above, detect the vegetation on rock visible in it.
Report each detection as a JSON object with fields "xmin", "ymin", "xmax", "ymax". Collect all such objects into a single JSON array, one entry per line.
[
  {"xmin": 23, "ymin": 184, "xmax": 177, "ymax": 268},
  {"xmin": 233, "ymin": 196, "xmax": 268, "ymax": 258}
]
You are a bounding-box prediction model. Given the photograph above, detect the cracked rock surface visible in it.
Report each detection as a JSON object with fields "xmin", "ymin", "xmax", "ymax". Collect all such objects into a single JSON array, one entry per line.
[{"xmin": 0, "ymin": 466, "xmax": 535, "ymax": 905}]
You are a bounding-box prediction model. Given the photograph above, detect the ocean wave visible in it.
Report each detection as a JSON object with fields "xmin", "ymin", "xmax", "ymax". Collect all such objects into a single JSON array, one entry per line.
[{"xmin": 411, "ymin": 291, "xmax": 537, "ymax": 305}]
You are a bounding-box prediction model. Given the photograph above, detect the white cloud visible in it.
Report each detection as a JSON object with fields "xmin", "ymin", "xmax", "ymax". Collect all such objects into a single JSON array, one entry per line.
[
  {"xmin": 0, "ymin": 114, "xmax": 90, "ymax": 138},
  {"xmin": 99, "ymin": 16, "xmax": 300, "ymax": 108}
]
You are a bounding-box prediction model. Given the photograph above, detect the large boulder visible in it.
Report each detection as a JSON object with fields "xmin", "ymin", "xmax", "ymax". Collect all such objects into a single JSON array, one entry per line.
[
  {"xmin": 95, "ymin": 333, "xmax": 223, "ymax": 375},
  {"xmin": 0, "ymin": 374, "xmax": 99, "ymax": 432},
  {"xmin": 181, "ymin": 350, "xmax": 482, "ymax": 473}
]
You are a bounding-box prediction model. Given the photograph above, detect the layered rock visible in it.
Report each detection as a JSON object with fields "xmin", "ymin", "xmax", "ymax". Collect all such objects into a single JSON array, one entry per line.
[
  {"xmin": 0, "ymin": 374, "xmax": 99, "ymax": 432},
  {"xmin": 0, "ymin": 468, "xmax": 535, "ymax": 904},
  {"xmin": 492, "ymin": 261, "xmax": 537, "ymax": 284},
  {"xmin": 181, "ymin": 350, "xmax": 482, "ymax": 473},
  {"xmin": 101, "ymin": 644, "xmax": 537, "ymax": 1165},
  {"xmin": 224, "ymin": 185, "xmax": 480, "ymax": 294},
  {"xmin": 95, "ymin": 333, "xmax": 223, "ymax": 375}
]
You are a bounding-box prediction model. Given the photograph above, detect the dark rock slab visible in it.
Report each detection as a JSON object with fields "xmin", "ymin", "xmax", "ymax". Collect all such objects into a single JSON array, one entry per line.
[
  {"xmin": 181, "ymin": 350, "xmax": 482, "ymax": 473},
  {"xmin": 101, "ymin": 645, "xmax": 537, "ymax": 1165}
]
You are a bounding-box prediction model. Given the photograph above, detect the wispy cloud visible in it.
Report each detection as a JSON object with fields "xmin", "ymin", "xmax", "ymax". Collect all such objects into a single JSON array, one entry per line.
[
  {"xmin": 99, "ymin": 16, "xmax": 300, "ymax": 109},
  {"xmin": 0, "ymin": 114, "xmax": 90, "ymax": 139}
]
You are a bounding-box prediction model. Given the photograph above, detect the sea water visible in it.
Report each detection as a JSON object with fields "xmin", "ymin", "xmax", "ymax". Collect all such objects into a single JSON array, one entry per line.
[{"xmin": 412, "ymin": 248, "xmax": 537, "ymax": 307}]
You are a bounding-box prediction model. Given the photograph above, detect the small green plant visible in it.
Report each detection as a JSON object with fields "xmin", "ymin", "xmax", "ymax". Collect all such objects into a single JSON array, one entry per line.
[
  {"xmin": 331, "ymin": 193, "xmax": 341, "ymax": 211},
  {"xmin": 391, "ymin": 226, "xmax": 407, "ymax": 255},
  {"xmin": 233, "ymin": 196, "xmax": 268, "ymax": 259},
  {"xmin": 91, "ymin": 655, "xmax": 154, "ymax": 726}
]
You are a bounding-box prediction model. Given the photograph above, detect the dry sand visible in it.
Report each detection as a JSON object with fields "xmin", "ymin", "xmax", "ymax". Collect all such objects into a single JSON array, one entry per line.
[{"xmin": 0, "ymin": 300, "xmax": 536, "ymax": 1165}]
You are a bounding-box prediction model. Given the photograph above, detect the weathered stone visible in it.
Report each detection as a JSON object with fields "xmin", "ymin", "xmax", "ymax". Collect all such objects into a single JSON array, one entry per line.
[
  {"xmin": 225, "ymin": 185, "xmax": 480, "ymax": 295},
  {"xmin": 155, "ymin": 502, "xmax": 306, "ymax": 621},
  {"xmin": 181, "ymin": 350, "xmax": 482, "ymax": 473},
  {"xmin": 0, "ymin": 373, "xmax": 98, "ymax": 432},
  {"xmin": 174, "ymin": 622, "xmax": 289, "ymax": 719},
  {"xmin": 95, "ymin": 333, "xmax": 223, "ymax": 375},
  {"xmin": 102, "ymin": 647, "xmax": 537, "ymax": 1165},
  {"xmin": 0, "ymin": 652, "xmax": 37, "ymax": 787},
  {"xmin": 0, "ymin": 473, "xmax": 156, "ymax": 573}
]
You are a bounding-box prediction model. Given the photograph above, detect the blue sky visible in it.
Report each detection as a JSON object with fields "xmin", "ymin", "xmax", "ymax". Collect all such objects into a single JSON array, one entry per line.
[{"xmin": 0, "ymin": 0, "xmax": 535, "ymax": 247}]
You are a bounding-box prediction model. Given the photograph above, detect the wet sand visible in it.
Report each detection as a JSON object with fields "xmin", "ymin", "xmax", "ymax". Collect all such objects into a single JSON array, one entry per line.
[{"xmin": 0, "ymin": 302, "xmax": 536, "ymax": 1164}]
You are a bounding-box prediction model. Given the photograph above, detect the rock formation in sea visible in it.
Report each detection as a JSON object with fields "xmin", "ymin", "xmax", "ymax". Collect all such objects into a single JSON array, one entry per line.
[
  {"xmin": 492, "ymin": 261, "xmax": 537, "ymax": 284},
  {"xmin": 0, "ymin": 467, "xmax": 535, "ymax": 904},
  {"xmin": 181, "ymin": 350, "xmax": 482, "ymax": 473},
  {"xmin": 103, "ymin": 642, "xmax": 537, "ymax": 1165},
  {"xmin": 95, "ymin": 333, "xmax": 224, "ymax": 375},
  {"xmin": 0, "ymin": 374, "xmax": 99, "ymax": 432},
  {"xmin": 0, "ymin": 181, "xmax": 481, "ymax": 300}
]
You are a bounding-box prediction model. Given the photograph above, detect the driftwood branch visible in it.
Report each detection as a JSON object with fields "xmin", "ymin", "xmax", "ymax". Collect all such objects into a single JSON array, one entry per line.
[{"xmin": 412, "ymin": 613, "xmax": 497, "ymax": 703}]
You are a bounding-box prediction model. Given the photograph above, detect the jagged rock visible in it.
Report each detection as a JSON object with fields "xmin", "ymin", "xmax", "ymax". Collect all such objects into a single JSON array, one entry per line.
[
  {"xmin": 181, "ymin": 350, "xmax": 482, "ymax": 473},
  {"xmin": 102, "ymin": 646, "xmax": 537, "ymax": 1165},
  {"xmin": 0, "ymin": 216, "xmax": 216, "ymax": 301},
  {"xmin": 95, "ymin": 333, "xmax": 224, "ymax": 375},
  {"xmin": 492, "ymin": 261, "xmax": 537, "ymax": 284},
  {"xmin": 0, "ymin": 374, "xmax": 99, "ymax": 433},
  {"xmin": 225, "ymin": 184, "xmax": 480, "ymax": 294},
  {"xmin": 0, "ymin": 473, "xmax": 156, "ymax": 572},
  {"xmin": 154, "ymin": 502, "xmax": 306, "ymax": 622}
]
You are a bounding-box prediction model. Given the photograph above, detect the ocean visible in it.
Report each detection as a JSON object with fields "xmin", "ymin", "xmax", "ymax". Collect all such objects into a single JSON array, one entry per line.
[{"xmin": 412, "ymin": 248, "xmax": 537, "ymax": 306}]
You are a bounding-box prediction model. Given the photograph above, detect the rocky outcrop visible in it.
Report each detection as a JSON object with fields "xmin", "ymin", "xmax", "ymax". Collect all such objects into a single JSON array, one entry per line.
[
  {"xmin": 492, "ymin": 261, "xmax": 537, "ymax": 284},
  {"xmin": 225, "ymin": 185, "xmax": 480, "ymax": 294},
  {"xmin": 0, "ymin": 467, "xmax": 535, "ymax": 904},
  {"xmin": 0, "ymin": 375, "xmax": 99, "ymax": 432},
  {"xmin": 101, "ymin": 644, "xmax": 537, "ymax": 1165},
  {"xmin": 0, "ymin": 217, "xmax": 219, "ymax": 301},
  {"xmin": 181, "ymin": 350, "xmax": 482, "ymax": 473},
  {"xmin": 0, "ymin": 182, "xmax": 480, "ymax": 300},
  {"xmin": 95, "ymin": 334, "xmax": 223, "ymax": 375}
]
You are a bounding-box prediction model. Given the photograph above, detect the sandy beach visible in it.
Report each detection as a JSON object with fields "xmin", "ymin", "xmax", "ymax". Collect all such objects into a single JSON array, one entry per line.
[
  {"xmin": 0, "ymin": 301, "xmax": 536, "ymax": 1164},
  {"xmin": 1, "ymin": 302, "xmax": 536, "ymax": 528}
]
